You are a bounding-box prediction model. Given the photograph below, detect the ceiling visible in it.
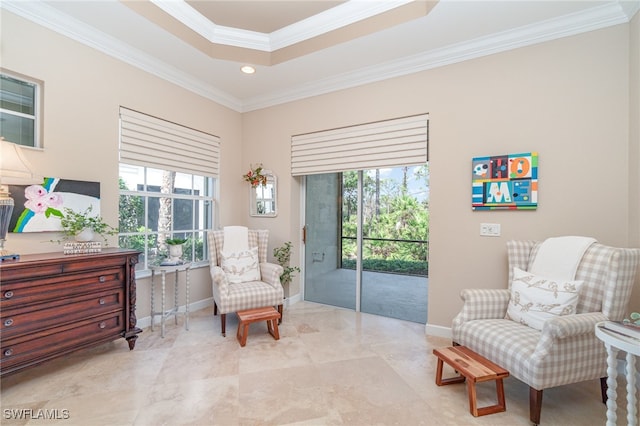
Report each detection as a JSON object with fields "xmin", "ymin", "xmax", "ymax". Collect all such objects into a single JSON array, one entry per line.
[
  {"xmin": 3, "ymin": 1, "xmax": 639, "ymax": 112},
  {"xmin": 185, "ymin": 1, "xmax": 346, "ymax": 33}
]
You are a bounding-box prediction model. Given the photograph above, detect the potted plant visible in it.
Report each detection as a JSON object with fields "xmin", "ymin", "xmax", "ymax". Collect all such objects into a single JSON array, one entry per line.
[
  {"xmin": 622, "ymin": 311, "xmax": 640, "ymax": 326},
  {"xmin": 165, "ymin": 237, "xmax": 188, "ymax": 262},
  {"xmin": 273, "ymin": 241, "xmax": 301, "ymax": 287},
  {"xmin": 59, "ymin": 206, "xmax": 117, "ymax": 243}
]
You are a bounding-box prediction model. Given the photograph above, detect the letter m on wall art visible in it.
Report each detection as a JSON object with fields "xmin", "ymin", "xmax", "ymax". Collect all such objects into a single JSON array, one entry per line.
[{"xmin": 472, "ymin": 152, "xmax": 538, "ymax": 210}]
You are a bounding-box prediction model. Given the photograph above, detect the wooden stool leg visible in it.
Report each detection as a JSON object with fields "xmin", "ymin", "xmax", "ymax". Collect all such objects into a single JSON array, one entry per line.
[
  {"xmin": 474, "ymin": 379, "xmax": 507, "ymax": 417},
  {"xmin": 434, "ymin": 357, "xmax": 466, "ymax": 386},
  {"xmin": 267, "ymin": 319, "xmax": 280, "ymax": 340},
  {"xmin": 496, "ymin": 378, "xmax": 506, "ymax": 411},
  {"xmin": 243, "ymin": 324, "xmax": 249, "ymax": 346},
  {"xmin": 237, "ymin": 322, "xmax": 249, "ymax": 347},
  {"xmin": 467, "ymin": 380, "xmax": 478, "ymax": 416},
  {"xmin": 435, "ymin": 358, "xmax": 444, "ymax": 385}
]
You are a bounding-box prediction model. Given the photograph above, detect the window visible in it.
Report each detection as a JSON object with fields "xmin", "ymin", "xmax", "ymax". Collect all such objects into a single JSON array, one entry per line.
[
  {"xmin": 119, "ymin": 164, "xmax": 215, "ymax": 270},
  {"xmin": 0, "ymin": 71, "xmax": 42, "ymax": 147},
  {"xmin": 118, "ymin": 107, "xmax": 220, "ymax": 271}
]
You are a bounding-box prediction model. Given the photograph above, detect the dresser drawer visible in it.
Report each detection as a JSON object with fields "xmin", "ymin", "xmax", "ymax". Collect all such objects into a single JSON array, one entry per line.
[
  {"xmin": 1, "ymin": 267, "xmax": 124, "ymax": 309},
  {"xmin": 0, "ymin": 254, "xmax": 128, "ymax": 282},
  {"xmin": 0, "ymin": 249, "xmax": 140, "ymax": 377},
  {"xmin": 0, "ymin": 312, "xmax": 125, "ymax": 373},
  {"xmin": 1, "ymin": 289, "xmax": 125, "ymax": 340}
]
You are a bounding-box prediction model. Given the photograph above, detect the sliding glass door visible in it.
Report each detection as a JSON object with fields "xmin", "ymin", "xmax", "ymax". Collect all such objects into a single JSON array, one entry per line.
[
  {"xmin": 304, "ymin": 166, "xmax": 429, "ymax": 323},
  {"xmin": 358, "ymin": 166, "xmax": 428, "ymax": 322},
  {"xmin": 304, "ymin": 173, "xmax": 356, "ymax": 309}
]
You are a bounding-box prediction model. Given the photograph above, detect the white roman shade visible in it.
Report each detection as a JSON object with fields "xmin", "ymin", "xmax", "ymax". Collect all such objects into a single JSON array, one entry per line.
[
  {"xmin": 119, "ymin": 107, "xmax": 220, "ymax": 178},
  {"xmin": 291, "ymin": 114, "xmax": 428, "ymax": 176}
]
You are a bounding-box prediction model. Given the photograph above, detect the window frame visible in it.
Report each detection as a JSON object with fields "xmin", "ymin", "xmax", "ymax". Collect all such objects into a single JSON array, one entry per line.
[
  {"xmin": 118, "ymin": 163, "xmax": 216, "ymax": 272},
  {"xmin": 0, "ymin": 69, "xmax": 43, "ymax": 148}
]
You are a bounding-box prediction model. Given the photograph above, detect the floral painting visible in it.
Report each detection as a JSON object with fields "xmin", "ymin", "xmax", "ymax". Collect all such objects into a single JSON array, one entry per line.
[{"xmin": 9, "ymin": 177, "xmax": 101, "ymax": 233}]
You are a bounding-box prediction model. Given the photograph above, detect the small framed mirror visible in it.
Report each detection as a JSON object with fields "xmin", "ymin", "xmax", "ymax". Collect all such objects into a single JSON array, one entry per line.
[{"xmin": 250, "ymin": 171, "xmax": 277, "ymax": 217}]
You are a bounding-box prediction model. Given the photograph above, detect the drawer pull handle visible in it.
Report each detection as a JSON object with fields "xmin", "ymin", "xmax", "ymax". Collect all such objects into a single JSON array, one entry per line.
[
  {"xmin": 99, "ymin": 276, "xmax": 106, "ymax": 283},
  {"xmin": 4, "ymin": 349, "xmax": 13, "ymax": 357},
  {"xmin": 4, "ymin": 291, "xmax": 14, "ymax": 299},
  {"xmin": 99, "ymin": 321, "xmax": 106, "ymax": 329},
  {"xmin": 4, "ymin": 318, "xmax": 13, "ymax": 327},
  {"xmin": 99, "ymin": 298, "xmax": 106, "ymax": 305}
]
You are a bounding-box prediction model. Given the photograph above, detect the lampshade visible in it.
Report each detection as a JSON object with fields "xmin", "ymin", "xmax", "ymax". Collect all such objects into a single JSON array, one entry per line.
[
  {"xmin": 0, "ymin": 139, "xmax": 40, "ymax": 186},
  {"xmin": 0, "ymin": 139, "xmax": 41, "ymax": 261}
]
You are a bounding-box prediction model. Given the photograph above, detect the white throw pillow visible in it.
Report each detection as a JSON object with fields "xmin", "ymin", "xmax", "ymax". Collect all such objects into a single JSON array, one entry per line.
[
  {"xmin": 220, "ymin": 247, "xmax": 261, "ymax": 284},
  {"xmin": 506, "ymin": 267, "xmax": 583, "ymax": 330}
]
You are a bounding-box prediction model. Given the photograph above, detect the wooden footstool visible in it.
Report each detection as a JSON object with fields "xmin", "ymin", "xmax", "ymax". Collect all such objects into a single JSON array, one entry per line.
[
  {"xmin": 433, "ymin": 346, "xmax": 509, "ymax": 417},
  {"xmin": 236, "ymin": 306, "xmax": 281, "ymax": 347}
]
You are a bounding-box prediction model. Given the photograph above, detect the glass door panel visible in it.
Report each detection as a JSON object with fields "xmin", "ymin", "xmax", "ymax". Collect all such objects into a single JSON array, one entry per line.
[
  {"xmin": 304, "ymin": 166, "xmax": 429, "ymax": 323},
  {"xmin": 359, "ymin": 166, "xmax": 429, "ymax": 323},
  {"xmin": 304, "ymin": 173, "xmax": 356, "ymax": 309}
]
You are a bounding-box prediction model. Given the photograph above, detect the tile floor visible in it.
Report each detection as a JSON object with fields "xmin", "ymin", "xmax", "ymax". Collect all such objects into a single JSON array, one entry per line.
[{"xmin": 0, "ymin": 302, "xmax": 626, "ymax": 425}]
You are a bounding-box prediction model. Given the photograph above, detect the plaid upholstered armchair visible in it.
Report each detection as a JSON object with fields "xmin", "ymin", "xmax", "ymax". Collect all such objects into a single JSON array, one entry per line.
[
  {"xmin": 452, "ymin": 239, "xmax": 640, "ymax": 425},
  {"xmin": 208, "ymin": 228, "xmax": 284, "ymax": 336}
]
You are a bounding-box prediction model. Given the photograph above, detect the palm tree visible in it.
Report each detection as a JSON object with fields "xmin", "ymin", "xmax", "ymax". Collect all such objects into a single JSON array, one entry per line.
[{"xmin": 157, "ymin": 171, "xmax": 175, "ymax": 247}]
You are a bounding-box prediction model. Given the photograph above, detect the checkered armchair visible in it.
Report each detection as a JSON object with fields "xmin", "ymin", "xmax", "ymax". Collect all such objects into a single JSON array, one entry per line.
[
  {"xmin": 451, "ymin": 240, "xmax": 640, "ymax": 425},
  {"xmin": 208, "ymin": 229, "xmax": 284, "ymax": 336}
]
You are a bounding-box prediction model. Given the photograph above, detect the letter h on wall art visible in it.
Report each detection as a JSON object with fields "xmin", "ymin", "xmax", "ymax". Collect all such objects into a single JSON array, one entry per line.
[{"xmin": 472, "ymin": 152, "xmax": 538, "ymax": 210}]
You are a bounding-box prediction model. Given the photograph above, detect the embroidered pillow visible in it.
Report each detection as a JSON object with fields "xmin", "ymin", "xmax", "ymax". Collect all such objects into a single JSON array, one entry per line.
[
  {"xmin": 220, "ymin": 246, "xmax": 261, "ymax": 284},
  {"xmin": 506, "ymin": 267, "xmax": 583, "ymax": 331}
]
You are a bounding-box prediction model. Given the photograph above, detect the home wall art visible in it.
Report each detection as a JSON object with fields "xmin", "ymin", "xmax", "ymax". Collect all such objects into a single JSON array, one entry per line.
[
  {"xmin": 9, "ymin": 177, "xmax": 101, "ymax": 233},
  {"xmin": 472, "ymin": 152, "xmax": 538, "ymax": 210}
]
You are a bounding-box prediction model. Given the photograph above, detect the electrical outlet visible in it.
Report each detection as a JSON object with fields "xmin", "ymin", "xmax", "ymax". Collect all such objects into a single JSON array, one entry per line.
[{"xmin": 480, "ymin": 223, "xmax": 501, "ymax": 237}]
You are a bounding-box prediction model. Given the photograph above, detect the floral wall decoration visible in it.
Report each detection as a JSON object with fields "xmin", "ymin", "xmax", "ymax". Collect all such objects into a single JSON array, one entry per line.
[
  {"xmin": 472, "ymin": 152, "xmax": 538, "ymax": 210},
  {"xmin": 9, "ymin": 177, "xmax": 101, "ymax": 233},
  {"xmin": 243, "ymin": 164, "xmax": 267, "ymax": 188}
]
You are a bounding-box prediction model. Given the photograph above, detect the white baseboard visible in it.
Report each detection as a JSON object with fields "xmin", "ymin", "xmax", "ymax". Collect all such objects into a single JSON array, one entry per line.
[
  {"xmin": 425, "ymin": 323, "xmax": 452, "ymax": 339},
  {"xmin": 136, "ymin": 296, "xmax": 303, "ymax": 330},
  {"xmin": 136, "ymin": 297, "xmax": 215, "ymax": 330},
  {"xmin": 285, "ymin": 293, "xmax": 302, "ymax": 307}
]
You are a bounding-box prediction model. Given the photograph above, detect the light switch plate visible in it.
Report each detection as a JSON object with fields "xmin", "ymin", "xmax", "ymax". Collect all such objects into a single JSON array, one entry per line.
[{"xmin": 480, "ymin": 223, "xmax": 501, "ymax": 236}]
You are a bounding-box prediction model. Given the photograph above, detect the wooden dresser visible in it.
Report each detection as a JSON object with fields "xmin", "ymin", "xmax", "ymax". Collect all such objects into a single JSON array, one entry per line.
[{"xmin": 0, "ymin": 249, "xmax": 141, "ymax": 376}]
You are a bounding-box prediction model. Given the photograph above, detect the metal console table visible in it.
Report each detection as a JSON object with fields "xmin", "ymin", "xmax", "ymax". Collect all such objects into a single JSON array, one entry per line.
[{"xmin": 149, "ymin": 262, "xmax": 191, "ymax": 338}]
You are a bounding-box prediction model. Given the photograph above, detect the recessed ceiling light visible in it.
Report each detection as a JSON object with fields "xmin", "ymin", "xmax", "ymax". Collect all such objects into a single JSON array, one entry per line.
[{"xmin": 241, "ymin": 65, "xmax": 256, "ymax": 74}]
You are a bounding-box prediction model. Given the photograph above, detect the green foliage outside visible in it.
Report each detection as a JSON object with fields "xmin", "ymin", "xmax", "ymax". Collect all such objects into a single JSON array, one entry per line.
[
  {"xmin": 341, "ymin": 166, "xmax": 429, "ymax": 277},
  {"xmin": 118, "ymin": 177, "xmax": 205, "ymax": 263},
  {"xmin": 342, "ymin": 258, "xmax": 427, "ymax": 276}
]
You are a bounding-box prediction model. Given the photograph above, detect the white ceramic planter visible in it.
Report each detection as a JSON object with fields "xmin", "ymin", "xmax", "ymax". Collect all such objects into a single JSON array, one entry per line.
[
  {"xmin": 75, "ymin": 228, "xmax": 95, "ymax": 242},
  {"xmin": 168, "ymin": 244, "xmax": 183, "ymax": 262}
]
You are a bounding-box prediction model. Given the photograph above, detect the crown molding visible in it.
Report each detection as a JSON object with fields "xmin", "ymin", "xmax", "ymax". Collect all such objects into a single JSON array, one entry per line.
[
  {"xmin": 1, "ymin": 1, "xmax": 635, "ymax": 113},
  {"xmin": 241, "ymin": 1, "xmax": 633, "ymax": 112},
  {"xmin": 2, "ymin": 0, "xmax": 243, "ymax": 111},
  {"xmin": 150, "ymin": 0, "xmax": 271, "ymax": 51},
  {"xmin": 620, "ymin": 0, "xmax": 640, "ymax": 20},
  {"xmin": 150, "ymin": 0, "xmax": 414, "ymax": 52},
  {"xmin": 269, "ymin": 0, "xmax": 414, "ymax": 51}
]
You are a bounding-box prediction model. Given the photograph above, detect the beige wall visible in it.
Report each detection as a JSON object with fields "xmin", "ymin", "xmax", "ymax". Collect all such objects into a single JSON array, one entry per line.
[
  {"xmin": 1, "ymin": 12, "xmax": 246, "ymax": 317},
  {"xmin": 2, "ymin": 10, "xmax": 639, "ymax": 331},
  {"xmin": 243, "ymin": 23, "xmax": 640, "ymax": 328}
]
